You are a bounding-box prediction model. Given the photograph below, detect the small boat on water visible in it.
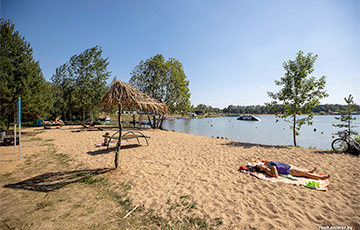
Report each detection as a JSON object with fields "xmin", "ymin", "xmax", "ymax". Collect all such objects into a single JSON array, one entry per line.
[{"xmin": 237, "ymin": 115, "xmax": 261, "ymax": 121}]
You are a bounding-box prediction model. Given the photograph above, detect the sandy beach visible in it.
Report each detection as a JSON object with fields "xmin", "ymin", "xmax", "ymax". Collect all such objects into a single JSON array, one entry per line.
[{"xmin": 1, "ymin": 126, "xmax": 359, "ymax": 229}]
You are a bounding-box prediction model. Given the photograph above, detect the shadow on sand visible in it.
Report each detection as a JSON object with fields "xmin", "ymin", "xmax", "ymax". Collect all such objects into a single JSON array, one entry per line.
[
  {"xmin": 222, "ymin": 141, "xmax": 292, "ymax": 149},
  {"xmin": 312, "ymin": 149, "xmax": 360, "ymax": 156},
  {"xmin": 87, "ymin": 144, "xmax": 142, "ymax": 156},
  {"xmin": 3, "ymin": 168, "xmax": 113, "ymax": 192}
]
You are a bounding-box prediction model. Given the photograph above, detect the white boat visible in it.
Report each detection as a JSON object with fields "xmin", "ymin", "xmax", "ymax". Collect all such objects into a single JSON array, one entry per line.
[{"xmin": 237, "ymin": 115, "xmax": 261, "ymax": 121}]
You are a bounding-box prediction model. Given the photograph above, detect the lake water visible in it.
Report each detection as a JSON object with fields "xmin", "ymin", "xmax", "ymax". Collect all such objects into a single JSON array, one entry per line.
[{"xmin": 162, "ymin": 115, "xmax": 360, "ymax": 150}]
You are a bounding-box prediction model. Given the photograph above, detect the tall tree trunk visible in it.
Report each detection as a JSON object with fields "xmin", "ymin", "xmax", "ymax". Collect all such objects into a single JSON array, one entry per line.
[
  {"xmin": 152, "ymin": 114, "xmax": 156, "ymax": 129},
  {"xmin": 147, "ymin": 113, "xmax": 152, "ymax": 128},
  {"xmin": 348, "ymin": 107, "xmax": 351, "ymax": 134},
  {"xmin": 82, "ymin": 108, "xmax": 85, "ymax": 122},
  {"xmin": 159, "ymin": 115, "xmax": 165, "ymax": 129},
  {"xmin": 293, "ymin": 114, "xmax": 297, "ymax": 146},
  {"xmin": 115, "ymin": 104, "xmax": 122, "ymax": 169}
]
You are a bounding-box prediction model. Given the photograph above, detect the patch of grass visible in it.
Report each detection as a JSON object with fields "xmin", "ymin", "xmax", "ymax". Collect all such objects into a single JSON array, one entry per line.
[
  {"xmin": 73, "ymin": 204, "xmax": 85, "ymax": 208},
  {"xmin": 23, "ymin": 131, "xmax": 44, "ymax": 137},
  {"xmin": 36, "ymin": 201, "xmax": 53, "ymax": 210},
  {"xmin": 23, "ymin": 137, "xmax": 42, "ymax": 142},
  {"xmin": 45, "ymin": 139, "xmax": 55, "ymax": 142},
  {"xmin": 166, "ymin": 199, "xmax": 172, "ymax": 205},
  {"xmin": 189, "ymin": 217, "xmax": 208, "ymax": 228},
  {"xmin": 25, "ymin": 159, "xmax": 32, "ymax": 165},
  {"xmin": 2, "ymin": 172, "xmax": 12, "ymax": 177},
  {"xmin": 54, "ymin": 153, "xmax": 72, "ymax": 165},
  {"xmin": 88, "ymin": 222, "xmax": 101, "ymax": 229},
  {"xmin": 81, "ymin": 175, "xmax": 105, "ymax": 185},
  {"xmin": 215, "ymin": 217, "xmax": 223, "ymax": 226},
  {"xmin": 157, "ymin": 195, "xmax": 222, "ymax": 229},
  {"xmin": 40, "ymin": 142, "xmax": 55, "ymax": 146}
]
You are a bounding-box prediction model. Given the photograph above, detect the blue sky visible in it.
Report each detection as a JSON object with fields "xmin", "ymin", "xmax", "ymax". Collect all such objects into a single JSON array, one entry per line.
[{"xmin": 2, "ymin": 0, "xmax": 359, "ymax": 108}]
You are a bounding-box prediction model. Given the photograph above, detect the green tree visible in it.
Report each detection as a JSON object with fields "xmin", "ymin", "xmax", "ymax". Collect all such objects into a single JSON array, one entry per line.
[
  {"xmin": 52, "ymin": 46, "xmax": 111, "ymax": 121},
  {"xmin": 267, "ymin": 51, "xmax": 328, "ymax": 146},
  {"xmin": 0, "ymin": 19, "xmax": 53, "ymax": 129},
  {"xmin": 51, "ymin": 63, "xmax": 71, "ymax": 120},
  {"xmin": 129, "ymin": 54, "xmax": 191, "ymax": 113},
  {"xmin": 165, "ymin": 58, "xmax": 191, "ymax": 112},
  {"xmin": 332, "ymin": 94, "xmax": 358, "ymax": 135},
  {"xmin": 69, "ymin": 46, "xmax": 111, "ymax": 120}
]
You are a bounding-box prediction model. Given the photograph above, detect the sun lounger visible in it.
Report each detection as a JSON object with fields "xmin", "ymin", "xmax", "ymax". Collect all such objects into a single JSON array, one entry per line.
[
  {"xmin": 103, "ymin": 130, "xmax": 150, "ymax": 149},
  {"xmin": 69, "ymin": 120, "xmax": 82, "ymax": 129},
  {"xmin": 41, "ymin": 120, "xmax": 63, "ymax": 128},
  {"xmin": 79, "ymin": 122, "xmax": 103, "ymax": 131}
]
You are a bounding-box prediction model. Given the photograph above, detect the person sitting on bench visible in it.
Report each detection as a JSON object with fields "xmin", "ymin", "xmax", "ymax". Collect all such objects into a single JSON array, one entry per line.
[{"xmin": 96, "ymin": 132, "xmax": 127, "ymax": 147}]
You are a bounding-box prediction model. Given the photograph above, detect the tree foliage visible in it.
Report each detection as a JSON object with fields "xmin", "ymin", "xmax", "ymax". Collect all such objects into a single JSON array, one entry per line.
[
  {"xmin": 129, "ymin": 54, "xmax": 191, "ymax": 113},
  {"xmin": 51, "ymin": 46, "xmax": 111, "ymax": 121},
  {"xmin": 332, "ymin": 94, "xmax": 358, "ymax": 135},
  {"xmin": 266, "ymin": 51, "xmax": 328, "ymax": 146},
  {"xmin": 0, "ymin": 19, "xmax": 53, "ymax": 129}
]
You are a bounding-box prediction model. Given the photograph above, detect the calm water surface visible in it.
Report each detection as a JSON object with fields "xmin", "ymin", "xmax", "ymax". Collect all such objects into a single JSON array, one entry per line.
[{"xmin": 162, "ymin": 115, "xmax": 360, "ymax": 150}]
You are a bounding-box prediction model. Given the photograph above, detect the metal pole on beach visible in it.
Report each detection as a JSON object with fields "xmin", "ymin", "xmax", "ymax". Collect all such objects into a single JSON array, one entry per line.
[
  {"xmin": 14, "ymin": 97, "xmax": 17, "ymax": 155},
  {"xmin": 19, "ymin": 97, "xmax": 21, "ymax": 160},
  {"xmin": 14, "ymin": 120, "xmax": 16, "ymax": 155}
]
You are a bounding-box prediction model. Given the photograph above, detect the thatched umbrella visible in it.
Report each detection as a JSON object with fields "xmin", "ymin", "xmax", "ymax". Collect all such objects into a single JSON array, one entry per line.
[{"xmin": 99, "ymin": 80, "xmax": 168, "ymax": 168}]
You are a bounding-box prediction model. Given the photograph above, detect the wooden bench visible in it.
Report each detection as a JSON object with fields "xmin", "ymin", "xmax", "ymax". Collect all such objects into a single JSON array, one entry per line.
[
  {"xmin": 103, "ymin": 130, "xmax": 150, "ymax": 149},
  {"xmin": 2, "ymin": 130, "xmax": 19, "ymax": 145}
]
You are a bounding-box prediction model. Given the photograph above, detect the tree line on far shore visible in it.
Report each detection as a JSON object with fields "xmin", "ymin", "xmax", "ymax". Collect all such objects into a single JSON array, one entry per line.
[{"xmin": 193, "ymin": 103, "xmax": 360, "ymax": 115}]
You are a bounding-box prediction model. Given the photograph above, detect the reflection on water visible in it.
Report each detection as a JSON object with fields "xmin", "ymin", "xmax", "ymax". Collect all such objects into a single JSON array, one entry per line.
[{"xmin": 163, "ymin": 115, "xmax": 360, "ymax": 150}]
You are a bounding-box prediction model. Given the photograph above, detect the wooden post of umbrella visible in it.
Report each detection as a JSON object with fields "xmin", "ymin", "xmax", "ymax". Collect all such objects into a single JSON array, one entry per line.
[{"xmin": 115, "ymin": 104, "xmax": 123, "ymax": 168}]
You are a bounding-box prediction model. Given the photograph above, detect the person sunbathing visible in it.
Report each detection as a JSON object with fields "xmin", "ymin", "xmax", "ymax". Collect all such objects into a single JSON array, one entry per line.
[
  {"xmin": 42, "ymin": 116, "xmax": 64, "ymax": 126},
  {"xmin": 255, "ymin": 161, "xmax": 330, "ymax": 180},
  {"xmin": 55, "ymin": 116, "xmax": 64, "ymax": 126},
  {"xmin": 87, "ymin": 119, "xmax": 94, "ymax": 126}
]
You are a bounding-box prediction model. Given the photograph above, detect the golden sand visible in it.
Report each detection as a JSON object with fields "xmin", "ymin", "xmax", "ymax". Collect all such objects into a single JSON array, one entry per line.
[{"xmin": 1, "ymin": 126, "xmax": 359, "ymax": 229}]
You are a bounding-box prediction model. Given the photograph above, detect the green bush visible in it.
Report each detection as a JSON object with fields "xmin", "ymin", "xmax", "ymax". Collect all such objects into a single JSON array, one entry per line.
[
  {"xmin": 93, "ymin": 120, "xmax": 102, "ymax": 125},
  {"xmin": 1, "ymin": 119, "xmax": 9, "ymax": 131},
  {"xmin": 348, "ymin": 135, "xmax": 360, "ymax": 155}
]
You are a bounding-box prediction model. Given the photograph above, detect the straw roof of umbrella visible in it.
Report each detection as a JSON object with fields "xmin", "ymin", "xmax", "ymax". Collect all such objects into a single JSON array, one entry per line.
[{"xmin": 99, "ymin": 80, "xmax": 168, "ymax": 114}]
